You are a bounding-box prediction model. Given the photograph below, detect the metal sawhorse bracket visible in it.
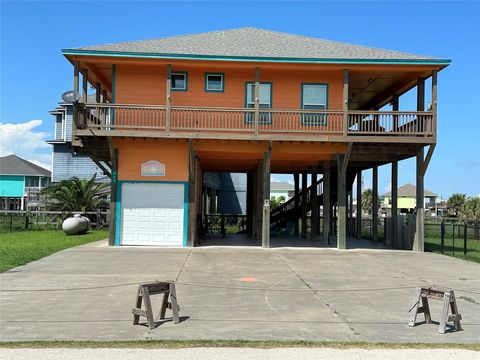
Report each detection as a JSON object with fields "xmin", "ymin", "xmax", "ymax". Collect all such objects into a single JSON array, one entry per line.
[
  {"xmin": 408, "ymin": 287, "xmax": 462, "ymax": 333},
  {"xmin": 132, "ymin": 281, "xmax": 180, "ymax": 330}
]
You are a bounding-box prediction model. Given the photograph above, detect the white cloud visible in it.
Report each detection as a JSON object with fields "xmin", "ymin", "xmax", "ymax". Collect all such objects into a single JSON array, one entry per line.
[{"xmin": 0, "ymin": 120, "xmax": 51, "ymax": 170}]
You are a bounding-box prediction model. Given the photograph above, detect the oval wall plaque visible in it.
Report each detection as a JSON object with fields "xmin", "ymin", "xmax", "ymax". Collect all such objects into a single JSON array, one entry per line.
[{"xmin": 141, "ymin": 160, "xmax": 165, "ymax": 176}]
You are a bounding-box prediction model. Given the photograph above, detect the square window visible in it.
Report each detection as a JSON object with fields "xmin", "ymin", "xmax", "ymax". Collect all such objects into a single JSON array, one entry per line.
[
  {"xmin": 171, "ymin": 72, "xmax": 187, "ymax": 91},
  {"xmin": 205, "ymin": 73, "xmax": 224, "ymax": 92}
]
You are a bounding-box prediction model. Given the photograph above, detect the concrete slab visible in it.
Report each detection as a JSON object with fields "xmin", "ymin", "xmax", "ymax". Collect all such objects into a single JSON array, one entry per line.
[{"xmin": 1, "ymin": 239, "xmax": 479, "ymax": 343}]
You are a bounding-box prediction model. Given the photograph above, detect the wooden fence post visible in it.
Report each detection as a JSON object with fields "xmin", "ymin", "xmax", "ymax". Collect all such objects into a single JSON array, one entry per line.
[
  {"xmin": 441, "ymin": 221, "xmax": 445, "ymax": 254},
  {"xmin": 464, "ymin": 223, "xmax": 467, "ymax": 256}
]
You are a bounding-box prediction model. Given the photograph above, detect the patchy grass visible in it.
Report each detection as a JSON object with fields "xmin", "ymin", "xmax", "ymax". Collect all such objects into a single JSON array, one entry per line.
[
  {"xmin": 0, "ymin": 340, "xmax": 479, "ymax": 350},
  {"xmin": 0, "ymin": 230, "xmax": 108, "ymax": 272}
]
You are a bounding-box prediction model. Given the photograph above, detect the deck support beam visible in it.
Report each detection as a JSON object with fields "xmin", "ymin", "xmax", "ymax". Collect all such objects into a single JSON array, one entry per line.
[
  {"xmin": 311, "ymin": 169, "xmax": 318, "ymax": 241},
  {"xmin": 254, "ymin": 67, "xmax": 260, "ymax": 135},
  {"xmin": 301, "ymin": 172, "xmax": 308, "ymax": 238},
  {"xmin": 261, "ymin": 143, "xmax": 271, "ymax": 248},
  {"xmin": 356, "ymin": 170, "xmax": 362, "ymax": 239},
  {"xmin": 337, "ymin": 154, "xmax": 347, "ymax": 249},
  {"xmin": 108, "ymin": 147, "xmax": 118, "ymax": 246},
  {"xmin": 187, "ymin": 140, "xmax": 196, "ymax": 247},
  {"xmin": 414, "ymin": 147, "xmax": 425, "ymax": 252},
  {"xmin": 391, "ymin": 160, "xmax": 398, "ymax": 248},
  {"xmin": 166, "ymin": 64, "xmax": 171, "ymax": 132},
  {"xmin": 372, "ymin": 166, "xmax": 378, "ymax": 243},
  {"xmin": 343, "ymin": 69, "xmax": 349, "ymax": 136},
  {"xmin": 293, "ymin": 173, "xmax": 300, "ymax": 237},
  {"xmin": 323, "ymin": 161, "xmax": 331, "ymax": 244},
  {"xmin": 432, "ymin": 70, "xmax": 438, "ymax": 141}
]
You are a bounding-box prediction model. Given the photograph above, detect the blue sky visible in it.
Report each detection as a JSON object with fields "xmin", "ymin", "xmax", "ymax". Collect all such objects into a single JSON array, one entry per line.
[{"xmin": 1, "ymin": 1, "xmax": 479, "ymax": 198}]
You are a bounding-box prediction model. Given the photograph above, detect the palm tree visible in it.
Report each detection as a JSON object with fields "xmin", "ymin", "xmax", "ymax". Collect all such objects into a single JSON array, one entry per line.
[{"xmin": 41, "ymin": 174, "xmax": 109, "ymax": 212}]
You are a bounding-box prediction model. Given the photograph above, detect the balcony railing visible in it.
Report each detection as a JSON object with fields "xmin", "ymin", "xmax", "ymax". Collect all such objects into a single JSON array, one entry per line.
[{"xmin": 75, "ymin": 103, "xmax": 434, "ymax": 139}]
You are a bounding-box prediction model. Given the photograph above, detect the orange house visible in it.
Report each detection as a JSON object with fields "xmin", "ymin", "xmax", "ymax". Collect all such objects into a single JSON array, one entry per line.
[{"xmin": 62, "ymin": 28, "xmax": 449, "ymax": 250}]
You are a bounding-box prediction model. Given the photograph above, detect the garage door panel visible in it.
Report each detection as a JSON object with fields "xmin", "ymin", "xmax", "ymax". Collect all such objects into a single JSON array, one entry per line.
[{"xmin": 121, "ymin": 183, "xmax": 185, "ymax": 246}]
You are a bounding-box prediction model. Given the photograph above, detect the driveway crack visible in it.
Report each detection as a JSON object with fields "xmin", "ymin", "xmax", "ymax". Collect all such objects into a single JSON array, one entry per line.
[{"xmin": 274, "ymin": 252, "xmax": 365, "ymax": 340}]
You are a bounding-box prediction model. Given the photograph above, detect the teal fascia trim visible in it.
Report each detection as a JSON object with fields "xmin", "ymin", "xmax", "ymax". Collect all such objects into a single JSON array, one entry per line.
[
  {"xmin": 204, "ymin": 72, "xmax": 225, "ymax": 92},
  {"xmin": 62, "ymin": 49, "xmax": 451, "ymax": 65},
  {"xmin": 114, "ymin": 180, "xmax": 189, "ymax": 247},
  {"xmin": 111, "ymin": 64, "xmax": 116, "ymax": 125}
]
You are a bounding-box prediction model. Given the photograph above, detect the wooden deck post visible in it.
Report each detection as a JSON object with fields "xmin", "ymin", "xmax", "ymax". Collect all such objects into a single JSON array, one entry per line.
[
  {"xmin": 254, "ymin": 67, "xmax": 260, "ymax": 135},
  {"xmin": 293, "ymin": 173, "xmax": 300, "ymax": 236},
  {"xmin": 356, "ymin": 170, "xmax": 362, "ymax": 239},
  {"xmin": 391, "ymin": 161, "xmax": 398, "ymax": 248},
  {"xmin": 392, "ymin": 94, "xmax": 399, "ymax": 131},
  {"xmin": 95, "ymin": 83, "xmax": 101, "ymax": 103},
  {"xmin": 251, "ymin": 170, "xmax": 257, "ymax": 240},
  {"xmin": 301, "ymin": 172, "xmax": 308, "ymax": 238},
  {"xmin": 337, "ymin": 155, "xmax": 347, "ymax": 249},
  {"xmin": 246, "ymin": 172, "xmax": 253, "ymax": 235},
  {"xmin": 311, "ymin": 169, "xmax": 318, "ymax": 241},
  {"xmin": 343, "ymin": 69, "xmax": 349, "ymax": 136},
  {"xmin": 372, "ymin": 166, "xmax": 378, "ymax": 243},
  {"xmin": 323, "ymin": 161, "xmax": 331, "ymax": 244},
  {"xmin": 73, "ymin": 61, "xmax": 80, "ymax": 128},
  {"xmin": 166, "ymin": 64, "xmax": 172, "ymax": 132},
  {"xmin": 414, "ymin": 147, "xmax": 425, "ymax": 252},
  {"xmin": 262, "ymin": 144, "xmax": 271, "ymax": 248},
  {"xmin": 432, "ymin": 70, "xmax": 438, "ymax": 141},
  {"xmin": 82, "ymin": 69, "xmax": 88, "ymax": 103}
]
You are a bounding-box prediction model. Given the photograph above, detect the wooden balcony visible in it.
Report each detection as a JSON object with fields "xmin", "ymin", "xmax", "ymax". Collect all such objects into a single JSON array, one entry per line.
[{"xmin": 74, "ymin": 103, "xmax": 435, "ymax": 144}]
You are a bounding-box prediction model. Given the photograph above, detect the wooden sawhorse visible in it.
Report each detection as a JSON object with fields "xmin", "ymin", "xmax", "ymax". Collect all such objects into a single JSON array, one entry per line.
[
  {"xmin": 132, "ymin": 281, "xmax": 180, "ymax": 330},
  {"xmin": 408, "ymin": 287, "xmax": 462, "ymax": 333}
]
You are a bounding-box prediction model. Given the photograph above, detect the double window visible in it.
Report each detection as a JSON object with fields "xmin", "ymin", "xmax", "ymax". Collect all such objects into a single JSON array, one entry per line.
[
  {"xmin": 245, "ymin": 82, "xmax": 272, "ymax": 124},
  {"xmin": 205, "ymin": 73, "xmax": 224, "ymax": 92},
  {"xmin": 301, "ymin": 83, "xmax": 328, "ymax": 125},
  {"xmin": 171, "ymin": 72, "xmax": 188, "ymax": 91}
]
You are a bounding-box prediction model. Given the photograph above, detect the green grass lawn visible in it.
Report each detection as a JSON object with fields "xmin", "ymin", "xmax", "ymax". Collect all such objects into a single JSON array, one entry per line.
[
  {"xmin": 0, "ymin": 230, "xmax": 109, "ymax": 272},
  {"xmin": 425, "ymin": 236, "xmax": 480, "ymax": 263}
]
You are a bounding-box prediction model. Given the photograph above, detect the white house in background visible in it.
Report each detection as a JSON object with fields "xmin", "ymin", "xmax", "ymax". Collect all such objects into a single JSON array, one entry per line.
[{"xmin": 270, "ymin": 181, "xmax": 294, "ymax": 201}]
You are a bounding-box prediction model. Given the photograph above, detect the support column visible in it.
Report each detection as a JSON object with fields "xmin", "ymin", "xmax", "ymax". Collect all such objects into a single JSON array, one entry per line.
[
  {"xmin": 82, "ymin": 69, "xmax": 88, "ymax": 103},
  {"xmin": 356, "ymin": 170, "xmax": 362, "ymax": 239},
  {"xmin": 293, "ymin": 173, "xmax": 300, "ymax": 236},
  {"xmin": 323, "ymin": 161, "xmax": 331, "ymax": 244},
  {"xmin": 254, "ymin": 67, "xmax": 260, "ymax": 135},
  {"xmin": 301, "ymin": 172, "xmax": 308, "ymax": 238},
  {"xmin": 348, "ymin": 188, "xmax": 353, "ymax": 237},
  {"xmin": 246, "ymin": 173, "xmax": 253, "ymax": 235},
  {"xmin": 187, "ymin": 140, "xmax": 196, "ymax": 247},
  {"xmin": 414, "ymin": 148, "xmax": 425, "ymax": 252},
  {"xmin": 372, "ymin": 166, "xmax": 378, "ymax": 243},
  {"xmin": 108, "ymin": 149, "xmax": 118, "ymax": 246},
  {"xmin": 311, "ymin": 170, "xmax": 318, "ymax": 241},
  {"xmin": 262, "ymin": 145, "xmax": 271, "ymax": 248},
  {"xmin": 251, "ymin": 170, "xmax": 258, "ymax": 240},
  {"xmin": 337, "ymin": 155, "xmax": 347, "ymax": 249},
  {"xmin": 73, "ymin": 61, "xmax": 79, "ymax": 128},
  {"xmin": 391, "ymin": 161, "xmax": 398, "ymax": 248},
  {"xmin": 342, "ymin": 69, "xmax": 349, "ymax": 136}
]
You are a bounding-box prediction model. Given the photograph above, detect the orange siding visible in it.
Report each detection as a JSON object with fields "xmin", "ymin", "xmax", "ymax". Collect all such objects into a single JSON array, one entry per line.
[
  {"xmin": 115, "ymin": 64, "xmax": 343, "ymax": 110},
  {"xmin": 115, "ymin": 138, "xmax": 189, "ymax": 181}
]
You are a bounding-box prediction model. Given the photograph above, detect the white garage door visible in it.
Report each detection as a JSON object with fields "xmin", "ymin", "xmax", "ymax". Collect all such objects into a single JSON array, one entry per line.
[{"xmin": 121, "ymin": 183, "xmax": 184, "ymax": 246}]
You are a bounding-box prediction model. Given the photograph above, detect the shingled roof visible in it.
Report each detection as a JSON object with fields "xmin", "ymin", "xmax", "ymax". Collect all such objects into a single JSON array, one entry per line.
[
  {"xmin": 384, "ymin": 183, "xmax": 437, "ymax": 197},
  {"xmin": 63, "ymin": 27, "xmax": 449, "ymax": 64},
  {"xmin": 0, "ymin": 155, "xmax": 51, "ymax": 177}
]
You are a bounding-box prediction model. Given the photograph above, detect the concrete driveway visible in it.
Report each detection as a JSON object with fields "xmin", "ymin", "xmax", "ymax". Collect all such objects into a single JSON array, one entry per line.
[{"xmin": 1, "ymin": 240, "xmax": 479, "ymax": 343}]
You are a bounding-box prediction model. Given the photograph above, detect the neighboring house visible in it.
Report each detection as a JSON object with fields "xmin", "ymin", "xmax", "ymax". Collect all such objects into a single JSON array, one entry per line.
[
  {"xmin": 62, "ymin": 27, "xmax": 449, "ymax": 249},
  {"xmin": 0, "ymin": 155, "xmax": 51, "ymax": 210},
  {"xmin": 383, "ymin": 183, "xmax": 437, "ymax": 215},
  {"xmin": 47, "ymin": 96, "xmax": 109, "ymax": 183},
  {"xmin": 270, "ymin": 182, "xmax": 294, "ymax": 201}
]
